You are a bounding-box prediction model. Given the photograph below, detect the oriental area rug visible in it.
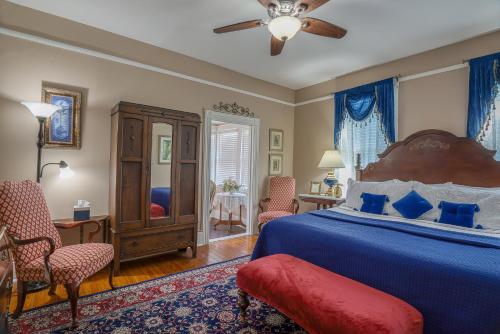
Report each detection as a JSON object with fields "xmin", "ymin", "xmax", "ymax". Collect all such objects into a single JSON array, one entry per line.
[{"xmin": 10, "ymin": 256, "xmax": 305, "ymax": 333}]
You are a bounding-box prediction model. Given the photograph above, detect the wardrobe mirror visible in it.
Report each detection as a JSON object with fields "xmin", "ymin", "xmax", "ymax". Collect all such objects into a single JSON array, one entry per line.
[{"xmin": 150, "ymin": 122, "xmax": 173, "ymax": 220}]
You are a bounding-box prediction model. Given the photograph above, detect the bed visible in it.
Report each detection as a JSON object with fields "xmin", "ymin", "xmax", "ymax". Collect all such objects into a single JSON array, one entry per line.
[
  {"xmin": 252, "ymin": 130, "xmax": 500, "ymax": 334},
  {"xmin": 150, "ymin": 187, "xmax": 171, "ymax": 217}
]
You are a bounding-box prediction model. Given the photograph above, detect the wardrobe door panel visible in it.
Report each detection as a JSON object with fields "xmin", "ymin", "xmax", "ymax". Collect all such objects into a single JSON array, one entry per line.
[
  {"xmin": 119, "ymin": 114, "xmax": 147, "ymax": 231},
  {"xmin": 180, "ymin": 125, "xmax": 197, "ymax": 161},
  {"xmin": 177, "ymin": 122, "xmax": 199, "ymax": 224},
  {"xmin": 120, "ymin": 162, "xmax": 142, "ymax": 222},
  {"xmin": 179, "ymin": 163, "xmax": 196, "ymax": 216},
  {"xmin": 121, "ymin": 118, "xmax": 144, "ymax": 159}
]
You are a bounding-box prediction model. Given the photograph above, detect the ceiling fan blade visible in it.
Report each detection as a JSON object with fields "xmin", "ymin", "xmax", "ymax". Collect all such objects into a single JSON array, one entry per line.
[
  {"xmin": 213, "ymin": 20, "xmax": 263, "ymax": 34},
  {"xmin": 301, "ymin": 18, "xmax": 347, "ymax": 38},
  {"xmin": 257, "ymin": 0, "xmax": 279, "ymax": 9},
  {"xmin": 299, "ymin": 0, "xmax": 329, "ymax": 13},
  {"xmin": 271, "ymin": 36, "xmax": 285, "ymax": 56}
]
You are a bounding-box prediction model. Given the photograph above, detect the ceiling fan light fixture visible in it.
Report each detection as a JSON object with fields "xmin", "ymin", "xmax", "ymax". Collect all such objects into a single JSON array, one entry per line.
[{"xmin": 268, "ymin": 16, "xmax": 302, "ymax": 41}]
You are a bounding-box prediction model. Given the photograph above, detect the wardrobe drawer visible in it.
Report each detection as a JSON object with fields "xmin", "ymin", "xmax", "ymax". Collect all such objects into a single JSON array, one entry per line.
[{"xmin": 121, "ymin": 228, "xmax": 194, "ymax": 258}]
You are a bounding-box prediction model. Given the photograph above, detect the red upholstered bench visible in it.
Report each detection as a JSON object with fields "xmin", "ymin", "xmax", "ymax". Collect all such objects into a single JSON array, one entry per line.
[{"xmin": 236, "ymin": 254, "xmax": 423, "ymax": 334}]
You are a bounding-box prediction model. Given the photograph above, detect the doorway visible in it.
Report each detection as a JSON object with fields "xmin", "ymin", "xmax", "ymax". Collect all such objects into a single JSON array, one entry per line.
[{"xmin": 202, "ymin": 110, "xmax": 260, "ymax": 244}]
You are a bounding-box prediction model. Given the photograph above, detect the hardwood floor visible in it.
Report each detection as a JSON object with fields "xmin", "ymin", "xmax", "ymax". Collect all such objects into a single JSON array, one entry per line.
[{"xmin": 11, "ymin": 235, "xmax": 258, "ymax": 312}]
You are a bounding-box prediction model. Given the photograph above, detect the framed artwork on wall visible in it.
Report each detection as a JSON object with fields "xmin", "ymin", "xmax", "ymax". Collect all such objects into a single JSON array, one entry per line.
[
  {"xmin": 269, "ymin": 154, "xmax": 283, "ymax": 176},
  {"xmin": 42, "ymin": 87, "xmax": 82, "ymax": 149},
  {"xmin": 309, "ymin": 181, "xmax": 322, "ymax": 195},
  {"xmin": 269, "ymin": 129, "xmax": 283, "ymax": 151},
  {"xmin": 158, "ymin": 135, "xmax": 172, "ymax": 164}
]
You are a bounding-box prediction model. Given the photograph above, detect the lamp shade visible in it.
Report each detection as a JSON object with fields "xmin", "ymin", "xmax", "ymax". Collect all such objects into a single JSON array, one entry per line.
[
  {"xmin": 58, "ymin": 161, "xmax": 74, "ymax": 179},
  {"xmin": 318, "ymin": 150, "xmax": 345, "ymax": 169},
  {"xmin": 21, "ymin": 102, "xmax": 60, "ymax": 118},
  {"xmin": 268, "ymin": 16, "xmax": 302, "ymax": 41}
]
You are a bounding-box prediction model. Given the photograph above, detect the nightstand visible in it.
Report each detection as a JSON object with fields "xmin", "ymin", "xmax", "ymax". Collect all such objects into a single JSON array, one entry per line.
[{"xmin": 299, "ymin": 194, "xmax": 345, "ymax": 210}]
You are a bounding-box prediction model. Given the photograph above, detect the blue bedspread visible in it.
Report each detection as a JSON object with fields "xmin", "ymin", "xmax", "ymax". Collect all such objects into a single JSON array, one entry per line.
[
  {"xmin": 252, "ymin": 210, "xmax": 500, "ymax": 334},
  {"xmin": 151, "ymin": 187, "xmax": 171, "ymax": 214}
]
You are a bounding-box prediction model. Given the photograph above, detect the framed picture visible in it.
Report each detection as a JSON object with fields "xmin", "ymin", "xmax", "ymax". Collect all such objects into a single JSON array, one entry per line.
[
  {"xmin": 158, "ymin": 135, "xmax": 172, "ymax": 164},
  {"xmin": 269, "ymin": 129, "xmax": 283, "ymax": 151},
  {"xmin": 309, "ymin": 181, "xmax": 322, "ymax": 195},
  {"xmin": 42, "ymin": 87, "xmax": 82, "ymax": 149},
  {"xmin": 269, "ymin": 154, "xmax": 283, "ymax": 176}
]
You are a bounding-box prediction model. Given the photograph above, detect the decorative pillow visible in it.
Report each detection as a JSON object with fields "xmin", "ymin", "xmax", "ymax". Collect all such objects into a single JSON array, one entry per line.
[
  {"xmin": 392, "ymin": 191, "xmax": 433, "ymax": 219},
  {"xmin": 346, "ymin": 179, "xmax": 412, "ymax": 216},
  {"xmin": 438, "ymin": 201, "xmax": 480, "ymax": 228},
  {"xmin": 414, "ymin": 181, "xmax": 500, "ymax": 229},
  {"xmin": 360, "ymin": 192, "xmax": 389, "ymax": 215}
]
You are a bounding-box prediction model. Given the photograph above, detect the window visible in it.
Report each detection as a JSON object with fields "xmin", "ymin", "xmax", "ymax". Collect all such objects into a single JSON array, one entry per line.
[
  {"xmin": 210, "ymin": 124, "xmax": 251, "ymax": 189},
  {"xmin": 478, "ymin": 92, "xmax": 500, "ymax": 161},
  {"xmin": 337, "ymin": 112, "xmax": 389, "ymax": 186}
]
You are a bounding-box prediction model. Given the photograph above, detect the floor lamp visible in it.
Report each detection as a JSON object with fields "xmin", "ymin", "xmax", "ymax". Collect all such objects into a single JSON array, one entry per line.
[{"xmin": 21, "ymin": 102, "xmax": 74, "ymax": 182}]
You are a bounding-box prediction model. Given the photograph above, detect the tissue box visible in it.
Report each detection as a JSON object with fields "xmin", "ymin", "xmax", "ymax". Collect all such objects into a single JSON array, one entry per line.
[{"xmin": 74, "ymin": 206, "xmax": 90, "ymax": 221}]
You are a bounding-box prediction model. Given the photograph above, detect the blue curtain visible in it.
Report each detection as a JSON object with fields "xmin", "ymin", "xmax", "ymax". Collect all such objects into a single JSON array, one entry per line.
[
  {"xmin": 334, "ymin": 78, "xmax": 396, "ymax": 147},
  {"xmin": 467, "ymin": 52, "xmax": 500, "ymax": 140}
]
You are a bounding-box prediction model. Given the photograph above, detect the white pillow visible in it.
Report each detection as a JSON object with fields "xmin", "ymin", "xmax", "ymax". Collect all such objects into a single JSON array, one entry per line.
[
  {"xmin": 413, "ymin": 181, "xmax": 500, "ymax": 229},
  {"xmin": 345, "ymin": 179, "xmax": 413, "ymax": 216}
]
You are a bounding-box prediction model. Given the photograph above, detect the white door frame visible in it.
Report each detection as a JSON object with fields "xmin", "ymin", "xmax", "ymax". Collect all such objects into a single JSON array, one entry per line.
[{"xmin": 199, "ymin": 110, "xmax": 260, "ymax": 245}]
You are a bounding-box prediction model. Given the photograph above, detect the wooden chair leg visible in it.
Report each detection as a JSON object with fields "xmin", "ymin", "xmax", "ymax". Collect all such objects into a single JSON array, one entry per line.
[
  {"xmin": 108, "ymin": 261, "xmax": 116, "ymax": 290},
  {"xmin": 12, "ymin": 281, "xmax": 27, "ymax": 318},
  {"xmin": 64, "ymin": 283, "xmax": 80, "ymax": 329},
  {"xmin": 238, "ymin": 289, "xmax": 249, "ymax": 320},
  {"xmin": 48, "ymin": 283, "xmax": 57, "ymax": 296}
]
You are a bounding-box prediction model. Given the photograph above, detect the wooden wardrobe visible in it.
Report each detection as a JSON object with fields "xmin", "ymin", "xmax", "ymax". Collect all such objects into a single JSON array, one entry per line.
[{"xmin": 109, "ymin": 102, "xmax": 200, "ymax": 273}]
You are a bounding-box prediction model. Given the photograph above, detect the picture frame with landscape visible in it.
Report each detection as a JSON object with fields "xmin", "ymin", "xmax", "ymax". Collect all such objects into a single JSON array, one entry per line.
[
  {"xmin": 158, "ymin": 135, "xmax": 172, "ymax": 164},
  {"xmin": 268, "ymin": 154, "xmax": 283, "ymax": 176},
  {"xmin": 269, "ymin": 129, "xmax": 283, "ymax": 151}
]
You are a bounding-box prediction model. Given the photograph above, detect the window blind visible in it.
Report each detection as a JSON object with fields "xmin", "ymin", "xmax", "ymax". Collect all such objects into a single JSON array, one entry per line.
[{"xmin": 211, "ymin": 124, "xmax": 251, "ymax": 187}]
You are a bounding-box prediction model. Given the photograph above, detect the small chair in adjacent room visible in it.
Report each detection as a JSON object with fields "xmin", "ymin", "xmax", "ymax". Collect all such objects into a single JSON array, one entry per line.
[
  {"xmin": 258, "ymin": 176, "xmax": 299, "ymax": 231},
  {"xmin": 0, "ymin": 180, "xmax": 115, "ymax": 328}
]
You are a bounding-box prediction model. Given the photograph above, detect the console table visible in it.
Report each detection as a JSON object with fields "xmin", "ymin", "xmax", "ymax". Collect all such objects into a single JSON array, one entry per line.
[
  {"xmin": 299, "ymin": 194, "xmax": 345, "ymax": 210},
  {"xmin": 52, "ymin": 215, "xmax": 110, "ymax": 244}
]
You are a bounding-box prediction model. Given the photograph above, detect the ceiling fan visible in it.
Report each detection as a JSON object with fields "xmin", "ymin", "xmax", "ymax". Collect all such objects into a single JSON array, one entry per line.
[{"xmin": 213, "ymin": 0, "xmax": 347, "ymax": 56}]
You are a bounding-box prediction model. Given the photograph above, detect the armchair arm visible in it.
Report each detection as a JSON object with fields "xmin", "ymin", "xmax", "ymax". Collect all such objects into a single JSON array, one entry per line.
[
  {"xmin": 259, "ymin": 198, "xmax": 270, "ymax": 213},
  {"xmin": 9, "ymin": 235, "xmax": 56, "ymax": 284},
  {"xmin": 293, "ymin": 199, "xmax": 300, "ymax": 214},
  {"xmin": 53, "ymin": 220, "xmax": 101, "ymax": 243}
]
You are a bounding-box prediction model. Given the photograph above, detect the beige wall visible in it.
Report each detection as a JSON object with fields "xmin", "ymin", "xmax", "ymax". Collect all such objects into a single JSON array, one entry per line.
[
  {"xmin": 294, "ymin": 30, "xmax": 500, "ymax": 212},
  {"xmin": 0, "ymin": 35, "xmax": 295, "ymax": 244}
]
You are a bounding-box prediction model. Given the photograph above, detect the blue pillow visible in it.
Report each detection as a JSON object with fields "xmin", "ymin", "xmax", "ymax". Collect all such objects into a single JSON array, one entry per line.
[
  {"xmin": 438, "ymin": 201, "xmax": 480, "ymax": 228},
  {"xmin": 360, "ymin": 193, "xmax": 388, "ymax": 215},
  {"xmin": 392, "ymin": 191, "xmax": 433, "ymax": 219}
]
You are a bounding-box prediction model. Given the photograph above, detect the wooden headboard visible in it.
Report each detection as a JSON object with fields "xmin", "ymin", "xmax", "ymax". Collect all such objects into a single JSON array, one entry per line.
[{"xmin": 356, "ymin": 129, "xmax": 500, "ymax": 187}]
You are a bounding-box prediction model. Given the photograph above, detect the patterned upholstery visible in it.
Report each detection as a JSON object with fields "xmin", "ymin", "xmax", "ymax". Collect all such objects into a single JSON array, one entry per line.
[
  {"xmin": 258, "ymin": 177, "xmax": 297, "ymax": 228},
  {"xmin": 0, "ymin": 180, "xmax": 113, "ymax": 285},
  {"xmin": 267, "ymin": 177, "xmax": 296, "ymax": 212},
  {"xmin": 0, "ymin": 181, "xmax": 62, "ymax": 267},
  {"xmin": 18, "ymin": 243, "xmax": 114, "ymax": 284}
]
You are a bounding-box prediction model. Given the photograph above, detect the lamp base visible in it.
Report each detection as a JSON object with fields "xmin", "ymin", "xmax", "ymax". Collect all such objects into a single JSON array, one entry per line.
[
  {"xmin": 333, "ymin": 183, "xmax": 343, "ymax": 199},
  {"xmin": 323, "ymin": 170, "xmax": 337, "ymax": 197}
]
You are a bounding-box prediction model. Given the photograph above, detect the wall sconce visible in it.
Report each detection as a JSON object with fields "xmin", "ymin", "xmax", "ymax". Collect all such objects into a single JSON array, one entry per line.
[{"xmin": 21, "ymin": 102, "xmax": 74, "ymax": 182}]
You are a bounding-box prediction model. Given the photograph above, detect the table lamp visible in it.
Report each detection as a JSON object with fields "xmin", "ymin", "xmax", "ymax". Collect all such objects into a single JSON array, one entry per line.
[{"xmin": 318, "ymin": 150, "xmax": 345, "ymax": 198}]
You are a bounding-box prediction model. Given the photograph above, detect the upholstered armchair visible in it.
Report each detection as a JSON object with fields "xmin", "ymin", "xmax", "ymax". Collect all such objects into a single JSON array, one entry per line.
[
  {"xmin": 258, "ymin": 176, "xmax": 299, "ymax": 232},
  {"xmin": 0, "ymin": 180, "xmax": 115, "ymax": 328}
]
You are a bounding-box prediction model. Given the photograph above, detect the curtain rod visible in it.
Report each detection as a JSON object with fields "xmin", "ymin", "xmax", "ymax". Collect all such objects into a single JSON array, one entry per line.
[{"xmin": 296, "ymin": 61, "xmax": 469, "ymax": 107}]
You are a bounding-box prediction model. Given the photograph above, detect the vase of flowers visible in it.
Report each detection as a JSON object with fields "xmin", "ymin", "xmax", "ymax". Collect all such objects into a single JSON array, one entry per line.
[{"xmin": 223, "ymin": 178, "xmax": 240, "ymax": 194}]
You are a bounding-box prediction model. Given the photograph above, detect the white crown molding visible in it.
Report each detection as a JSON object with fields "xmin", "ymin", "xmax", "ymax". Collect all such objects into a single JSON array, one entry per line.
[
  {"xmin": 1, "ymin": 27, "xmax": 469, "ymax": 108},
  {"xmin": 0, "ymin": 27, "xmax": 295, "ymax": 107}
]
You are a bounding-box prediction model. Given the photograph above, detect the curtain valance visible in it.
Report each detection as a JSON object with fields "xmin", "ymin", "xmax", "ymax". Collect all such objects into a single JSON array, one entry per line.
[
  {"xmin": 467, "ymin": 52, "xmax": 500, "ymax": 141},
  {"xmin": 334, "ymin": 78, "xmax": 396, "ymax": 147}
]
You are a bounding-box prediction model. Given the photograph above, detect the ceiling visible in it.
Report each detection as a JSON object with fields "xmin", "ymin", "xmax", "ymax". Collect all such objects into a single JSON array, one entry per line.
[{"xmin": 7, "ymin": 0, "xmax": 500, "ymax": 89}]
